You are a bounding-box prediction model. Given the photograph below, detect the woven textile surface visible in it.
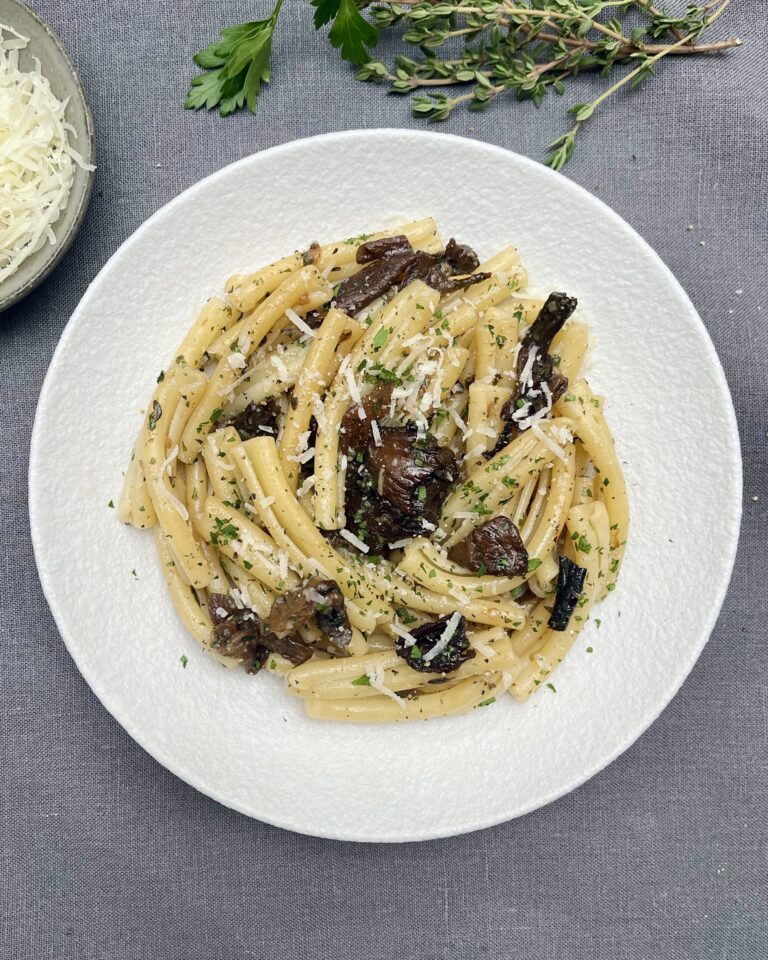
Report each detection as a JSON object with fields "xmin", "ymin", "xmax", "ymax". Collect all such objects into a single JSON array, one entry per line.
[{"xmin": 1, "ymin": 2, "xmax": 766, "ymax": 958}]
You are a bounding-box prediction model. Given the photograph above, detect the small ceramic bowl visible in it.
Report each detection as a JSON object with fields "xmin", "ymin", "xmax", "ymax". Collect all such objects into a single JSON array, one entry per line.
[{"xmin": 0, "ymin": 0, "xmax": 95, "ymax": 312}]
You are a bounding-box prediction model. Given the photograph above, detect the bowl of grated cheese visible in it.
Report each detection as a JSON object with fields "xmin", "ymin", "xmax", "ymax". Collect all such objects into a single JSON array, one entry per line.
[{"xmin": 0, "ymin": 0, "xmax": 95, "ymax": 312}]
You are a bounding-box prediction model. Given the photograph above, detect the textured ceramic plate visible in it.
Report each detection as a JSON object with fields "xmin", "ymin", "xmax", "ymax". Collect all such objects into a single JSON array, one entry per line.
[
  {"xmin": 0, "ymin": 0, "xmax": 95, "ymax": 312},
  {"xmin": 29, "ymin": 131, "xmax": 741, "ymax": 842}
]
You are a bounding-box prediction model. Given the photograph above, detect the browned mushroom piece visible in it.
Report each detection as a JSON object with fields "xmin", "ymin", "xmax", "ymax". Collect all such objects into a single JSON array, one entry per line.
[
  {"xmin": 448, "ymin": 517, "xmax": 529, "ymax": 576},
  {"xmin": 500, "ymin": 291, "xmax": 577, "ymax": 424},
  {"xmin": 339, "ymin": 382, "xmax": 394, "ymax": 456},
  {"xmin": 399, "ymin": 248, "xmax": 490, "ymax": 295},
  {"xmin": 367, "ymin": 425, "xmax": 458, "ymax": 524},
  {"xmin": 395, "ymin": 614, "xmax": 475, "ymax": 673},
  {"xmin": 208, "ymin": 593, "xmax": 269, "ymax": 673},
  {"xmin": 208, "ymin": 592, "xmax": 314, "ymax": 669},
  {"xmin": 444, "ymin": 238, "xmax": 481, "ymax": 273},
  {"xmin": 356, "ymin": 235, "xmax": 413, "ymax": 263},
  {"xmin": 491, "ymin": 292, "xmax": 577, "ymax": 455},
  {"xmin": 334, "ymin": 251, "xmax": 417, "ymax": 316},
  {"xmin": 302, "ymin": 240, "xmax": 321, "ymax": 266},
  {"xmin": 267, "ymin": 577, "xmax": 352, "ymax": 649},
  {"xmin": 224, "ymin": 399, "xmax": 280, "ymax": 441}
]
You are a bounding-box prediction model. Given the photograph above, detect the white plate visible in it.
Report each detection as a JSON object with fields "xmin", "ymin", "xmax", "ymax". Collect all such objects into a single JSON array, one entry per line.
[{"xmin": 29, "ymin": 131, "xmax": 741, "ymax": 842}]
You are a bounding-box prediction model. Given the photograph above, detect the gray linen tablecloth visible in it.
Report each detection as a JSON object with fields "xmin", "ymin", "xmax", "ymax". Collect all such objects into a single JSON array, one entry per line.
[{"xmin": 1, "ymin": 2, "xmax": 766, "ymax": 958}]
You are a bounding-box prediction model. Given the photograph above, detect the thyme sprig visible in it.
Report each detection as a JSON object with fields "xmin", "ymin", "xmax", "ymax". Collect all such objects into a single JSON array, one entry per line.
[{"xmin": 355, "ymin": 0, "xmax": 740, "ymax": 167}]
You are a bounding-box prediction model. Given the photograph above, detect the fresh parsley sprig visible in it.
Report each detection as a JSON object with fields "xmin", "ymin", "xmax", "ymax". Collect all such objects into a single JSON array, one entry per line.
[
  {"xmin": 185, "ymin": 0, "xmax": 284, "ymax": 116},
  {"xmin": 311, "ymin": 0, "xmax": 379, "ymax": 64}
]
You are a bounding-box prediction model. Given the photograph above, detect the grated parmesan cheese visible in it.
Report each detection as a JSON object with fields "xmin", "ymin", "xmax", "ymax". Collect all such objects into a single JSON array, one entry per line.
[
  {"xmin": 473, "ymin": 640, "xmax": 497, "ymax": 660},
  {"xmin": 449, "ymin": 406, "xmax": 469, "ymax": 437},
  {"xmin": 339, "ymin": 528, "xmax": 369, "ymax": 553},
  {"xmin": 227, "ymin": 352, "xmax": 247, "ymax": 370},
  {"xmin": 422, "ymin": 611, "xmax": 462, "ymax": 663},
  {"xmin": 366, "ymin": 665, "xmax": 406, "ymax": 710},
  {"xmin": 0, "ymin": 25, "xmax": 95, "ymax": 283},
  {"xmin": 296, "ymin": 475, "xmax": 315, "ymax": 498},
  {"xmin": 285, "ymin": 307, "xmax": 315, "ymax": 338},
  {"xmin": 390, "ymin": 622, "xmax": 418, "ymax": 647},
  {"xmin": 159, "ymin": 444, "xmax": 179, "ymax": 477},
  {"xmin": 164, "ymin": 486, "xmax": 189, "ymax": 522},
  {"xmin": 371, "ymin": 419, "xmax": 382, "ymax": 447},
  {"xmin": 388, "ymin": 537, "xmax": 412, "ymax": 550},
  {"xmin": 531, "ymin": 423, "xmax": 568, "ymax": 463},
  {"xmin": 518, "ymin": 346, "xmax": 538, "ymax": 391}
]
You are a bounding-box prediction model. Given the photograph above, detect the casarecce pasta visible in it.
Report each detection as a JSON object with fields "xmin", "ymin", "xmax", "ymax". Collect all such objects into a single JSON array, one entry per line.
[{"xmin": 120, "ymin": 219, "xmax": 628, "ymax": 722}]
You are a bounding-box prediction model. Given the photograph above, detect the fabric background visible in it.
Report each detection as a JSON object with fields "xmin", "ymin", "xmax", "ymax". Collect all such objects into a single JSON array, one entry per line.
[{"xmin": 1, "ymin": 2, "xmax": 766, "ymax": 958}]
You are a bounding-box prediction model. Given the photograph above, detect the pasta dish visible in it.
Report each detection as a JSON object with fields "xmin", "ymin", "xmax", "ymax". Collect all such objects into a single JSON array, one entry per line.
[{"xmin": 119, "ymin": 218, "xmax": 628, "ymax": 722}]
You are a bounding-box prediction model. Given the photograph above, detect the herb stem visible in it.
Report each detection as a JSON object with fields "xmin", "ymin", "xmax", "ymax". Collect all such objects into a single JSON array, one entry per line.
[
  {"xmin": 536, "ymin": 31, "xmax": 741, "ymax": 55},
  {"xmin": 585, "ymin": 3, "xmax": 731, "ymax": 116}
]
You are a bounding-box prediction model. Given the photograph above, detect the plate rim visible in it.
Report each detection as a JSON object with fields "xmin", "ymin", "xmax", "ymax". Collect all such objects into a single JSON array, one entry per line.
[
  {"xmin": 29, "ymin": 129, "xmax": 743, "ymax": 841},
  {"xmin": 0, "ymin": 0, "xmax": 96, "ymax": 312}
]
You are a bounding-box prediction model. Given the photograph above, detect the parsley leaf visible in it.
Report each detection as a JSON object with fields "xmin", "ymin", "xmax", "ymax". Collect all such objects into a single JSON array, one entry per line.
[
  {"xmin": 312, "ymin": 0, "xmax": 378, "ymax": 65},
  {"xmin": 186, "ymin": 1, "xmax": 284, "ymax": 116}
]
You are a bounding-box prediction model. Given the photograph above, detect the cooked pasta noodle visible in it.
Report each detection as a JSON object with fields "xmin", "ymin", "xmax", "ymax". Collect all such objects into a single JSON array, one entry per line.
[{"xmin": 121, "ymin": 220, "xmax": 628, "ymax": 722}]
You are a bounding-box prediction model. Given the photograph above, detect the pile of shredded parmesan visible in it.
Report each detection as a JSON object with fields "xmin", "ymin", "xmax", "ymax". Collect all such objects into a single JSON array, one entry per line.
[{"xmin": 0, "ymin": 24, "xmax": 94, "ymax": 283}]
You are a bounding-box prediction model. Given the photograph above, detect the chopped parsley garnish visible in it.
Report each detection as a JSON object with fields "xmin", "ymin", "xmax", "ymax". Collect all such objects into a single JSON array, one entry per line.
[
  {"xmin": 372, "ymin": 326, "xmax": 390, "ymax": 350},
  {"xmin": 210, "ymin": 516, "xmax": 239, "ymax": 546},
  {"xmin": 351, "ymin": 674, "xmax": 371, "ymax": 686},
  {"xmin": 396, "ymin": 607, "xmax": 417, "ymax": 624},
  {"xmin": 180, "ymin": 655, "xmax": 188, "ymax": 668},
  {"xmin": 478, "ymin": 696, "xmax": 496, "ymax": 707},
  {"xmin": 575, "ymin": 535, "xmax": 592, "ymax": 554},
  {"xmin": 147, "ymin": 401, "xmax": 162, "ymax": 431}
]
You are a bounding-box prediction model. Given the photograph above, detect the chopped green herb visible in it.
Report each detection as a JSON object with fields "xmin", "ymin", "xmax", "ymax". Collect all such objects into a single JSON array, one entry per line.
[
  {"xmin": 527, "ymin": 557, "xmax": 542, "ymax": 573},
  {"xmin": 478, "ymin": 696, "xmax": 496, "ymax": 707},
  {"xmin": 575, "ymin": 534, "xmax": 592, "ymax": 554},
  {"xmin": 107, "ymin": 500, "xmax": 114, "ymax": 509},
  {"xmin": 180, "ymin": 655, "xmax": 188, "ymax": 668},
  {"xmin": 210, "ymin": 516, "xmax": 239, "ymax": 546},
  {"xmin": 148, "ymin": 401, "xmax": 162, "ymax": 431},
  {"xmin": 351, "ymin": 674, "xmax": 371, "ymax": 686}
]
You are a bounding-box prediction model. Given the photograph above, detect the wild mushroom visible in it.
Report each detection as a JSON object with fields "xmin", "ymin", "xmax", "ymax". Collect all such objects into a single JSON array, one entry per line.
[
  {"xmin": 224, "ymin": 399, "xmax": 280, "ymax": 441},
  {"xmin": 448, "ymin": 516, "xmax": 529, "ymax": 576},
  {"xmin": 395, "ymin": 613, "xmax": 475, "ymax": 673},
  {"xmin": 548, "ymin": 556, "xmax": 588, "ymax": 631},
  {"xmin": 367, "ymin": 425, "xmax": 457, "ymax": 525}
]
